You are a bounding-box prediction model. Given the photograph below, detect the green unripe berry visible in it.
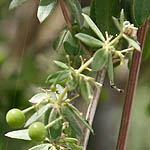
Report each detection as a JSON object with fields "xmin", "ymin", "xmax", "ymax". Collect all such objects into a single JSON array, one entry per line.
[
  {"xmin": 6, "ymin": 108, "xmax": 25, "ymax": 128},
  {"xmin": 28, "ymin": 122, "xmax": 47, "ymax": 142}
]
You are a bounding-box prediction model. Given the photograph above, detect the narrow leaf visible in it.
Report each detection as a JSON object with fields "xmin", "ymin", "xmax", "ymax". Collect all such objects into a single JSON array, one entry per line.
[
  {"xmin": 64, "ymin": 137, "xmax": 78, "ymax": 144},
  {"xmin": 28, "ymin": 144, "xmax": 51, "ymax": 150},
  {"xmin": 54, "ymin": 61, "xmax": 68, "ymax": 69},
  {"xmin": 53, "ymin": 30, "xmax": 67, "ymax": 51},
  {"xmin": 65, "ymin": 0, "xmax": 83, "ymax": 25},
  {"xmin": 25, "ymin": 104, "xmax": 51, "ymax": 127},
  {"xmin": 37, "ymin": 0, "xmax": 57, "ymax": 23},
  {"xmin": 112, "ymin": 17, "xmax": 121, "ymax": 31},
  {"xmin": 82, "ymin": 13, "xmax": 105, "ymax": 41},
  {"xmin": 123, "ymin": 34, "xmax": 141, "ymax": 51},
  {"xmin": 9, "ymin": 0, "xmax": 30, "ymax": 10},
  {"xmin": 107, "ymin": 52, "xmax": 114, "ymax": 83},
  {"xmin": 67, "ymin": 143, "xmax": 83, "ymax": 150},
  {"xmin": 120, "ymin": 9, "xmax": 125, "ymax": 27},
  {"xmin": 29, "ymin": 93, "xmax": 47, "ymax": 104},
  {"xmin": 92, "ymin": 48, "xmax": 108, "ymax": 71},
  {"xmin": 5, "ymin": 129, "xmax": 31, "ymax": 140},
  {"xmin": 61, "ymin": 105, "xmax": 83, "ymax": 136},
  {"xmin": 67, "ymin": 74, "xmax": 79, "ymax": 91},
  {"xmin": 79, "ymin": 78, "xmax": 90, "ymax": 104},
  {"xmin": 29, "ymin": 92, "xmax": 56, "ymax": 104},
  {"xmin": 46, "ymin": 70, "xmax": 69, "ymax": 84},
  {"xmin": 66, "ymin": 103, "xmax": 94, "ymax": 134},
  {"xmin": 49, "ymin": 108, "xmax": 62, "ymax": 139},
  {"xmin": 63, "ymin": 31, "xmax": 80, "ymax": 56},
  {"xmin": 55, "ymin": 84, "xmax": 67, "ymax": 100},
  {"xmin": 75, "ymin": 33, "xmax": 103, "ymax": 48}
]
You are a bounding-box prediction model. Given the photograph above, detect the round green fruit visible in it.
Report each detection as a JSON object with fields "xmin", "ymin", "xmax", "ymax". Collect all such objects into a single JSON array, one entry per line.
[
  {"xmin": 6, "ymin": 108, "xmax": 25, "ymax": 128},
  {"xmin": 28, "ymin": 122, "xmax": 47, "ymax": 142}
]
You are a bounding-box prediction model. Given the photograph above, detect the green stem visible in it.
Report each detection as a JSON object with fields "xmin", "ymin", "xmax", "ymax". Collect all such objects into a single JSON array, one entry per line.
[
  {"xmin": 22, "ymin": 105, "xmax": 34, "ymax": 114},
  {"xmin": 57, "ymin": 57, "xmax": 94, "ymax": 104},
  {"xmin": 76, "ymin": 57, "xmax": 94, "ymax": 74},
  {"xmin": 108, "ymin": 33, "xmax": 123, "ymax": 46},
  {"xmin": 57, "ymin": 87, "xmax": 68, "ymax": 104},
  {"xmin": 120, "ymin": 47, "xmax": 134, "ymax": 53},
  {"xmin": 45, "ymin": 116, "xmax": 63, "ymax": 129}
]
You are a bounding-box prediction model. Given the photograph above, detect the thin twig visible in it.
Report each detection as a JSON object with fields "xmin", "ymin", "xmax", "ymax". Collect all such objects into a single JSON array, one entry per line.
[
  {"xmin": 83, "ymin": 65, "xmax": 107, "ymax": 150},
  {"xmin": 59, "ymin": 0, "xmax": 71, "ymax": 29},
  {"xmin": 116, "ymin": 19, "xmax": 149, "ymax": 150}
]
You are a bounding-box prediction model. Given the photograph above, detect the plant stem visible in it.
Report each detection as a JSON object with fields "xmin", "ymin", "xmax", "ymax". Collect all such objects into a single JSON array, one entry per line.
[
  {"xmin": 45, "ymin": 116, "xmax": 63, "ymax": 129},
  {"xmin": 57, "ymin": 57, "xmax": 94, "ymax": 103},
  {"xmin": 120, "ymin": 47, "xmax": 134, "ymax": 54},
  {"xmin": 108, "ymin": 33, "xmax": 123, "ymax": 46},
  {"xmin": 116, "ymin": 19, "xmax": 149, "ymax": 150},
  {"xmin": 22, "ymin": 105, "xmax": 34, "ymax": 114},
  {"xmin": 59, "ymin": 0, "xmax": 71, "ymax": 29},
  {"xmin": 57, "ymin": 87, "xmax": 68, "ymax": 104},
  {"xmin": 76, "ymin": 57, "xmax": 94, "ymax": 74}
]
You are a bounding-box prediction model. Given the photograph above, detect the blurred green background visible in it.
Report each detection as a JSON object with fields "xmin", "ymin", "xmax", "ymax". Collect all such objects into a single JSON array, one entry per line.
[{"xmin": 0, "ymin": 0, "xmax": 150, "ymax": 150}]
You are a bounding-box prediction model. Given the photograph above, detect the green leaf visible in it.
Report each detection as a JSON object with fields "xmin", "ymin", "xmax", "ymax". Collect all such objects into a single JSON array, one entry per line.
[
  {"xmin": 123, "ymin": 34, "xmax": 141, "ymax": 51},
  {"xmin": 53, "ymin": 30, "xmax": 67, "ymax": 51},
  {"xmin": 49, "ymin": 108, "xmax": 62, "ymax": 139},
  {"xmin": 67, "ymin": 143, "xmax": 83, "ymax": 150},
  {"xmin": 93, "ymin": 0, "xmax": 120, "ymax": 35},
  {"xmin": 66, "ymin": 103, "xmax": 94, "ymax": 134},
  {"xmin": 5, "ymin": 129, "xmax": 31, "ymax": 140},
  {"xmin": 64, "ymin": 137, "xmax": 78, "ymax": 144},
  {"xmin": 120, "ymin": 9, "xmax": 125, "ymax": 28},
  {"xmin": 75, "ymin": 33, "xmax": 103, "ymax": 48},
  {"xmin": 112, "ymin": 17, "xmax": 121, "ymax": 31},
  {"xmin": 82, "ymin": 13, "xmax": 105, "ymax": 41},
  {"xmin": 28, "ymin": 144, "xmax": 51, "ymax": 150},
  {"xmin": 46, "ymin": 70, "xmax": 69, "ymax": 85},
  {"xmin": 54, "ymin": 61, "xmax": 68, "ymax": 69},
  {"xmin": 132, "ymin": 0, "xmax": 150, "ymax": 27},
  {"xmin": 79, "ymin": 78, "xmax": 90, "ymax": 104},
  {"xmin": 65, "ymin": 0, "xmax": 83, "ymax": 26},
  {"xmin": 9, "ymin": 0, "xmax": 30, "ymax": 10},
  {"xmin": 37, "ymin": 0, "xmax": 57, "ymax": 23},
  {"xmin": 107, "ymin": 52, "xmax": 114, "ymax": 83},
  {"xmin": 61, "ymin": 105, "xmax": 83, "ymax": 137},
  {"xmin": 55, "ymin": 84, "xmax": 67, "ymax": 100},
  {"xmin": 63, "ymin": 126, "xmax": 76, "ymax": 138},
  {"xmin": 63, "ymin": 31, "xmax": 80, "ymax": 56},
  {"xmin": 92, "ymin": 48, "xmax": 108, "ymax": 71},
  {"xmin": 67, "ymin": 73, "xmax": 79, "ymax": 91},
  {"xmin": 29, "ymin": 93, "xmax": 47, "ymax": 104},
  {"xmin": 29, "ymin": 92, "xmax": 56, "ymax": 104},
  {"xmin": 25, "ymin": 104, "xmax": 51, "ymax": 127}
]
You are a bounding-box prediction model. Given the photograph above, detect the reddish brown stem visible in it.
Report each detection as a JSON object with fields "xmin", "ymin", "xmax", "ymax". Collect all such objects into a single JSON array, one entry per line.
[
  {"xmin": 116, "ymin": 19, "xmax": 149, "ymax": 150},
  {"xmin": 59, "ymin": 0, "xmax": 71, "ymax": 29}
]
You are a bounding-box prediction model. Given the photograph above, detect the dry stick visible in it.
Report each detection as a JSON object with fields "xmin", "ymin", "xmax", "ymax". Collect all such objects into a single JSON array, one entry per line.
[
  {"xmin": 116, "ymin": 19, "xmax": 149, "ymax": 150},
  {"xmin": 83, "ymin": 65, "xmax": 107, "ymax": 150}
]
